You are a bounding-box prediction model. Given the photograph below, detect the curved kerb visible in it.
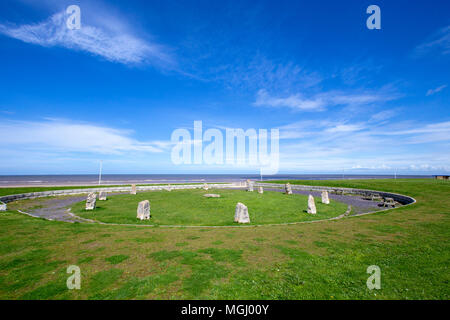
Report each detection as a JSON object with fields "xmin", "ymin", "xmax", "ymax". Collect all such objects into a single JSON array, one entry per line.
[{"xmin": 2, "ymin": 182, "xmax": 417, "ymax": 228}]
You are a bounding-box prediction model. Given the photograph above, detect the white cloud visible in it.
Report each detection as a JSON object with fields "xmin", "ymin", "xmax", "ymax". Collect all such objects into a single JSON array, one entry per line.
[
  {"xmin": 325, "ymin": 123, "xmax": 366, "ymax": 134},
  {"xmin": 0, "ymin": 10, "xmax": 174, "ymax": 66},
  {"xmin": 254, "ymin": 89, "xmax": 398, "ymax": 112},
  {"xmin": 415, "ymin": 25, "xmax": 450, "ymax": 57},
  {"xmin": 276, "ymin": 118, "xmax": 450, "ymax": 172},
  {"xmin": 254, "ymin": 89, "xmax": 325, "ymax": 111},
  {"xmin": 0, "ymin": 119, "xmax": 170, "ymax": 154},
  {"xmin": 369, "ymin": 109, "xmax": 398, "ymax": 122},
  {"xmin": 426, "ymin": 84, "xmax": 447, "ymax": 96}
]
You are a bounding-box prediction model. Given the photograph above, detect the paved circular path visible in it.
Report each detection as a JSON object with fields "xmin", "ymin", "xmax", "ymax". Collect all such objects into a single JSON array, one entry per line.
[{"xmin": 17, "ymin": 188, "xmax": 387, "ymax": 226}]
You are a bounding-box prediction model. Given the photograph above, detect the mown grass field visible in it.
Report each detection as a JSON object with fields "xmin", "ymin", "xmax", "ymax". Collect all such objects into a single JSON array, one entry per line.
[
  {"xmin": 0, "ymin": 179, "xmax": 448, "ymax": 299},
  {"xmin": 72, "ymin": 189, "xmax": 347, "ymax": 226}
]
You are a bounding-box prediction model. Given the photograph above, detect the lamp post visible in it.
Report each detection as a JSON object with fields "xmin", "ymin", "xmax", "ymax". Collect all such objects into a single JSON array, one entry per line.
[{"xmin": 98, "ymin": 160, "xmax": 103, "ymax": 185}]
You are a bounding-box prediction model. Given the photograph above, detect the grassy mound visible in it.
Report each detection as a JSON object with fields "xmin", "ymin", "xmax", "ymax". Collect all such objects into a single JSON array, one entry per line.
[{"xmin": 71, "ymin": 189, "xmax": 348, "ymax": 226}]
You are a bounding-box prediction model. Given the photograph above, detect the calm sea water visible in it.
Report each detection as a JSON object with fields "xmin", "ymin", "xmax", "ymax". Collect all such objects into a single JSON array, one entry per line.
[{"xmin": 0, "ymin": 174, "xmax": 432, "ymax": 187}]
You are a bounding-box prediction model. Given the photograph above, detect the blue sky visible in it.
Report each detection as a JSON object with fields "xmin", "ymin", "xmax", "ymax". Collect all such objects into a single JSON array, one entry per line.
[{"xmin": 0, "ymin": 0, "xmax": 449, "ymax": 175}]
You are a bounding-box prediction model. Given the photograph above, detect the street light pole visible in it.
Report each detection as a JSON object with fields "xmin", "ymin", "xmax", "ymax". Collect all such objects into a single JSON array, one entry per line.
[{"xmin": 98, "ymin": 160, "xmax": 103, "ymax": 185}]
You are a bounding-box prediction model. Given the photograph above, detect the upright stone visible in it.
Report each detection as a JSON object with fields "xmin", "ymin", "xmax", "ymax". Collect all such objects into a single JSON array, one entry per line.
[
  {"xmin": 85, "ymin": 193, "xmax": 97, "ymax": 210},
  {"xmin": 0, "ymin": 202, "xmax": 6, "ymax": 211},
  {"xmin": 234, "ymin": 202, "xmax": 250, "ymax": 224},
  {"xmin": 258, "ymin": 186, "xmax": 264, "ymax": 194},
  {"xmin": 307, "ymin": 194, "xmax": 316, "ymax": 214},
  {"xmin": 321, "ymin": 191, "xmax": 330, "ymax": 204},
  {"xmin": 99, "ymin": 191, "xmax": 107, "ymax": 201},
  {"xmin": 203, "ymin": 183, "xmax": 209, "ymax": 190},
  {"xmin": 285, "ymin": 183, "xmax": 293, "ymax": 195},
  {"xmin": 130, "ymin": 184, "xmax": 137, "ymax": 195},
  {"xmin": 247, "ymin": 180, "xmax": 254, "ymax": 192},
  {"xmin": 137, "ymin": 200, "xmax": 150, "ymax": 220}
]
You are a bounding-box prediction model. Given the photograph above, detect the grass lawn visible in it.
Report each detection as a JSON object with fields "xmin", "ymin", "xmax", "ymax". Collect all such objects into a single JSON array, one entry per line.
[
  {"xmin": 0, "ymin": 179, "xmax": 448, "ymax": 299},
  {"xmin": 72, "ymin": 189, "xmax": 347, "ymax": 226}
]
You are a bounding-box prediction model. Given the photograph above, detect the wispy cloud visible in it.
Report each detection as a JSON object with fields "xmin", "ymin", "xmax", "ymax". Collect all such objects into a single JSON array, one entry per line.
[
  {"xmin": 254, "ymin": 89, "xmax": 398, "ymax": 112},
  {"xmin": 369, "ymin": 109, "xmax": 398, "ymax": 123},
  {"xmin": 426, "ymin": 84, "xmax": 447, "ymax": 96},
  {"xmin": 0, "ymin": 119, "xmax": 171, "ymax": 154},
  {"xmin": 0, "ymin": 10, "xmax": 174, "ymax": 66},
  {"xmin": 276, "ymin": 116, "xmax": 450, "ymax": 172},
  {"xmin": 415, "ymin": 25, "xmax": 450, "ymax": 57}
]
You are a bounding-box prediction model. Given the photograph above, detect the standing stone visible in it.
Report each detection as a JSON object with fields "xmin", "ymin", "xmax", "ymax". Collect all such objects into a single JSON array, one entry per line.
[
  {"xmin": 258, "ymin": 186, "xmax": 264, "ymax": 194},
  {"xmin": 234, "ymin": 202, "xmax": 250, "ymax": 224},
  {"xmin": 85, "ymin": 193, "xmax": 97, "ymax": 210},
  {"xmin": 0, "ymin": 202, "xmax": 6, "ymax": 211},
  {"xmin": 130, "ymin": 184, "xmax": 137, "ymax": 195},
  {"xmin": 203, "ymin": 183, "xmax": 209, "ymax": 190},
  {"xmin": 321, "ymin": 191, "xmax": 330, "ymax": 204},
  {"xmin": 166, "ymin": 184, "xmax": 172, "ymax": 191},
  {"xmin": 307, "ymin": 194, "xmax": 316, "ymax": 214},
  {"xmin": 285, "ymin": 183, "xmax": 293, "ymax": 195},
  {"xmin": 247, "ymin": 180, "xmax": 254, "ymax": 192},
  {"xmin": 137, "ymin": 200, "xmax": 150, "ymax": 220},
  {"xmin": 204, "ymin": 194, "xmax": 221, "ymax": 198},
  {"xmin": 99, "ymin": 191, "xmax": 107, "ymax": 201}
]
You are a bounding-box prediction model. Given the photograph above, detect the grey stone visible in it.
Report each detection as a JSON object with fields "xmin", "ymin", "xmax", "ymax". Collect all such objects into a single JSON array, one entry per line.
[
  {"xmin": 234, "ymin": 202, "xmax": 250, "ymax": 224},
  {"xmin": 247, "ymin": 180, "xmax": 254, "ymax": 192},
  {"xmin": 204, "ymin": 194, "xmax": 221, "ymax": 198},
  {"xmin": 307, "ymin": 194, "xmax": 316, "ymax": 214},
  {"xmin": 137, "ymin": 200, "xmax": 150, "ymax": 220},
  {"xmin": 203, "ymin": 183, "xmax": 209, "ymax": 190},
  {"xmin": 99, "ymin": 191, "xmax": 107, "ymax": 201},
  {"xmin": 0, "ymin": 202, "xmax": 6, "ymax": 211},
  {"xmin": 258, "ymin": 186, "xmax": 264, "ymax": 194},
  {"xmin": 85, "ymin": 193, "xmax": 97, "ymax": 210},
  {"xmin": 130, "ymin": 184, "xmax": 137, "ymax": 195},
  {"xmin": 285, "ymin": 183, "xmax": 293, "ymax": 195},
  {"xmin": 321, "ymin": 191, "xmax": 330, "ymax": 204}
]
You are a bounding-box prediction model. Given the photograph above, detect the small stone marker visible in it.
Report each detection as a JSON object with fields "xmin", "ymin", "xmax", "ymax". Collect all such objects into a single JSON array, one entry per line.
[
  {"xmin": 130, "ymin": 184, "xmax": 137, "ymax": 195},
  {"xmin": 258, "ymin": 186, "xmax": 264, "ymax": 194},
  {"xmin": 285, "ymin": 183, "xmax": 293, "ymax": 195},
  {"xmin": 166, "ymin": 184, "xmax": 172, "ymax": 191},
  {"xmin": 137, "ymin": 200, "xmax": 150, "ymax": 220},
  {"xmin": 85, "ymin": 193, "xmax": 97, "ymax": 210},
  {"xmin": 247, "ymin": 180, "xmax": 254, "ymax": 192},
  {"xmin": 99, "ymin": 191, "xmax": 107, "ymax": 201},
  {"xmin": 204, "ymin": 194, "xmax": 221, "ymax": 198},
  {"xmin": 307, "ymin": 194, "xmax": 316, "ymax": 214},
  {"xmin": 203, "ymin": 183, "xmax": 209, "ymax": 190},
  {"xmin": 321, "ymin": 191, "xmax": 330, "ymax": 204},
  {"xmin": 0, "ymin": 202, "xmax": 6, "ymax": 211},
  {"xmin": 234, "ymin": 202, "xmax": 250, "ymax": 224}
]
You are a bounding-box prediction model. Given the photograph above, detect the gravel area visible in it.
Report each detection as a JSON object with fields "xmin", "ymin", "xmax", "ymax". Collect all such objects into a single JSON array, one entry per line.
[{"xmin": 27, "ymin": 195, "xmax": 87, "ymax": 222}]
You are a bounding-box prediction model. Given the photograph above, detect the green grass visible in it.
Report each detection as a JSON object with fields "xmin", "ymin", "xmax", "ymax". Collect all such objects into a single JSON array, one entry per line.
[
  {"xmin": 0, "ymin": 179, "xmax": 448, "ymax": 299},
  {"xmin": 105, "ymin": 255, "xmax": 129, "ymax": 265},
  {"xmin": 71, "ymin": 189, "xmax": 347, "ymax": 226},
  {"xmin": 0, "ymin": 183, "xmax": 218, "ymax": 197}
]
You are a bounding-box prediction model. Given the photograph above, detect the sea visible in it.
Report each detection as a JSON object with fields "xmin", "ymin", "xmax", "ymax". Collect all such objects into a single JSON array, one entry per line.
[{"xmin": 0, "ymin": 174, "xmax": 432, "ymax": 187}]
